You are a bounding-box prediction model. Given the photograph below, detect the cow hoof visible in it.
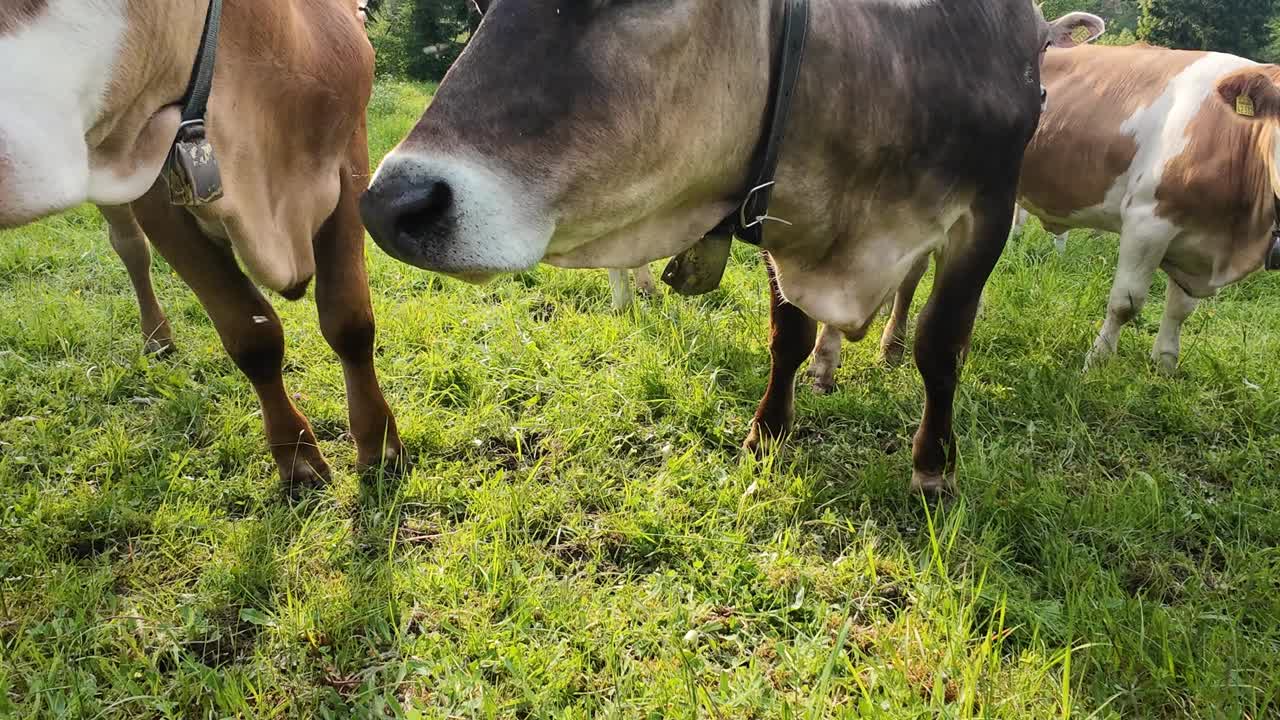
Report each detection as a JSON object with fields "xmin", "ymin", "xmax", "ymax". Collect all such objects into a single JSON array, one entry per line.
[
  {"xmin": 742, "ymin": 422, "xmax": 789, "ymax": 458},
  {"xmin": 810, "ymin": 378, "xmax": 835, "ymax": 395},
  {"xmin": 279, "ymin": 456, "xmax": 332, "ymax": 498},
  {"xmin": 879, "ymin": 341, "xmax": 907, "ymax": 368},
  {"xmin": 910, "ymin": 469, "xmax": 955, "ymax": 498},
  {"xmin": 358, "ymin": 442, "xmax": 409, "ymax": 478},
  {"xmin": 144, "ymin": 338, "xmax": 177, "ymax": 356},
  {"xmin": 1151, "ymin": 351, "xmax": 1179, "ymax": 375}
]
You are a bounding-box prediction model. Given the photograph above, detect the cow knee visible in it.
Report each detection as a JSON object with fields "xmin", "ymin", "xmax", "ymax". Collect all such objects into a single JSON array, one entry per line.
[
  {"xmin": 229, "ymin": 320, "xmax": 287, "ymax": 386},
  {"xmin": 323, "ymin": 313, "xmax": 376, "ymax": 364}
]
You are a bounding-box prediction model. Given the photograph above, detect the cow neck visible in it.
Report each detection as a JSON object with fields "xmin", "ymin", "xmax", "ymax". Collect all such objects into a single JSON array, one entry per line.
[
  {"xmin": 717, "ymin": 0, "xmax": 811, "ymax": 247},
  {"xmin": 178, "ymin": 0, "xmax": 222, "ymax": 128},
  {"xmin": 658, "ymin": 0, "xmax": 810, "ymax": 295}
]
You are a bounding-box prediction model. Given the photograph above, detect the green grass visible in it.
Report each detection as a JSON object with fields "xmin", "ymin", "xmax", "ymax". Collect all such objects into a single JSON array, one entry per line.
[{"xmin": 2, "ymin": 78, "xmax": 1279, "ymax": 718}]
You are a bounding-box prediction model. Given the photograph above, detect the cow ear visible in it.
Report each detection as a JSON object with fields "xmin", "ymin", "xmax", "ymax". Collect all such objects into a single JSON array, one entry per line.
[
  {"xmin": 1047, "ymin": 12, "xmax": 1105, "ymax": 48},
  {"xmin": 1217, "ymin": 69, "xmax": 1280, "ymax": 120}
]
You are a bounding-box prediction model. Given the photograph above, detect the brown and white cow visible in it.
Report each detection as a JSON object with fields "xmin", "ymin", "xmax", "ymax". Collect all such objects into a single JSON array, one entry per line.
[
  {"xmin": 0, "ymin": 0, "xmax": 402, "ymax": 486},
  {"xmin": 1021, "ymin": 44, "xmax": 1280, "ymax": 373},
  {"xmin": 361, "ymin": 1, "xmax": 1102, "ymax": 494}
]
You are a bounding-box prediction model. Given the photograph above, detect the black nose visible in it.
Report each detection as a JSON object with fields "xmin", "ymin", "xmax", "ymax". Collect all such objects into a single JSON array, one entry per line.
[{"xmin": 360, "ymin": 174, "xmax": 454, "ymax": 253}]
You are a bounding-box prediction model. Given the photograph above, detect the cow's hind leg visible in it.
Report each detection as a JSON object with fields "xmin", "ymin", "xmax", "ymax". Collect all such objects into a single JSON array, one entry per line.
[
  {"xmin": 1084, "ymin": 221, "xmax": 1172, "ymax": 370},
  {"xmin": 880, "ymin": 255, "xmax": 928, "ymax": 367},
  {"xmin": 633, "ymin": 263, "xmax": 657, "ymax": 296},
  {"xmin": 608, "ymin": 269, "xmax": 634, "ymax": 310},
  {"xmin": 131, "ymin": 192, "xmax": 329, "ymax": 489},
  {"xmin": 744, "ymin": 254, "xmax": 817, "ymax": 454},
  {"xmin": 99, "ymin": 205, "xmax": 174, "ymax": 355},
  {"xmin": 1151, "ymin": 279, "xmax": 1199, "ymax": 374},
  {"xmin": 911, "ymin": 193, "xmax": 1011, "ymax": 496},
  {"xmin": 313, "ymin": 166, "xmax": 405, "ymax": 475},
  {"xmin": 807, "ymin": 323, "xmax": 843, "ymax": 394}
]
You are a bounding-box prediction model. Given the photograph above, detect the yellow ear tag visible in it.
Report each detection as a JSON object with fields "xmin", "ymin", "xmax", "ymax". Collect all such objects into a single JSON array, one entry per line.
[
  {"xmin": 1071, "ymin": 25, "xmax": 1092, "ymax": 44},
  {"xmin": 1236, "ymin": 94, "xmax": 1256, "ymax": 117}
]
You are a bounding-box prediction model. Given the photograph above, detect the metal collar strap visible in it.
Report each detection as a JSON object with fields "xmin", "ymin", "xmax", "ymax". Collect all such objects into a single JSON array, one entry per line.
[{"xmin": 716, "ymin": 0, "xmax": 811, "ymax": 247}]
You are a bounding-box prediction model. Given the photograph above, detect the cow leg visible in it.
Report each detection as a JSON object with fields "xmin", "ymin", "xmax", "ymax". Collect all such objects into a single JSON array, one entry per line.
[
  {"xmin": 1053, "ymin": 231, "xmax": 1069, "ymax": 254},
  {"xmin": 1010, "ymin": 206, "xmax": 1030, "ymax": 239},
  {"xmin": 744, "ymin": 255, "xmax": 818, "ymax": 454},
  {"xmin": 1150, "ymin": 279, "xmax": 1198, "ymax": 374},
  {"xmin": 130, "ymin": 193, "xmax": 329, "ymax": 488},
  {"xmin": 1084, "ymin": 226, "xmax": 1171, "ymax": 370},
  {"xmin": 633, "ymin": 263, "xmax": 657, "ymax": 296},
  {"xmin": 313, "ymin": 169, "xmax": 405, "ymax": 474},
  {"xmin": 911, "ymin": 194, "xmax": 1011, "ymax": 496},
  {"xmin": 608, "ymin": 269, "xmax": 634, "ymax": 310},
  {"xmin": 807, "ymin": 323, "xmax": 843, "ymax": 394},
  {"xmin": 879, "ymin": 255, "xmax": 928, "ymax": 367},
  {"xmin": 99, "ymin": 205, "xmax": 175, "ymax": 355}
]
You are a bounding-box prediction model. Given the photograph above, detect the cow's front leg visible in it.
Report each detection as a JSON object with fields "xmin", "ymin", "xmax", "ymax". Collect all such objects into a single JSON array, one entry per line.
[
  {"xmin": 131, "ymin": 192, "xmax": 329, "ymax": 489},
  {"xmin": 745, "ymin": 255, "xmax": 817, "ymax": 454},
  {"xmin": 911, "ymin": 194, "xmax": 1011, "ymax": 496},
  {"xmin": 314, "ymin": 166, "xmax": 405, "ymax": 475},
  {"xmin": 807, "ymin": 324, "xmax": 843, "ymax": 394},
  {"xmin": 1150, "ymin": 279, "xmax": 1199, "ymax": 374},
  {"xmin": 100, "ymin": 205, "xmax": 175, "ymax": 355},
  {"xmin": 1084, "ymin": 223, "xmax": 1170, "ymax": 370},
  {"xmin": 879, "ymin": 255, "xmax": 928, "ymax": 367}
]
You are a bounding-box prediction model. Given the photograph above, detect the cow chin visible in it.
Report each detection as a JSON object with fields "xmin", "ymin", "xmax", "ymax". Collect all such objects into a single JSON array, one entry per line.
[{"xmin": 362, "ymin": 151, "xmax": 554, "ymax": 276}]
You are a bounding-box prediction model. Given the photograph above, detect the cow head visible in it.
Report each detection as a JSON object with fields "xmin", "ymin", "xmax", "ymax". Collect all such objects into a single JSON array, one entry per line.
[
  {"xmin": 361, "ymin": 0, "xmax": 778, "ymax": 279},
  {"xmin": 1217, "ymin": 68, "xmax": 1280, "ymax": 122},
  {"xmin": 0, "ymin": 0, "xmax": 210, "ymax": 228},
  {"xmin": 1037, "ymin": 11, "xmax": 1106, "ymax": 109}
]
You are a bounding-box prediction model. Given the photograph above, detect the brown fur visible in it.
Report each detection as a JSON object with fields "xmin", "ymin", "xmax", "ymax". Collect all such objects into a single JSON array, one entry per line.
[
  {"xmin": 0, "ymin": 0, "xmax": 47, "ymax": 36},
  {"xmin": 1156, "ymin": 69, "xmax": 1280, "ymax": 290},
  {"xmin": 1019, "ymin": 45, "xmax": 1200, "ymax": 221},
  {"xmin": 118, "ymin": 0, "xmax": 401, "ymax": 484}
]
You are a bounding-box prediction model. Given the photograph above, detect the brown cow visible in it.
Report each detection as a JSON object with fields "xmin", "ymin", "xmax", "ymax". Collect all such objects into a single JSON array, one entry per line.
[
  {"xmin": 360, "ymin": 1, "xmax": 1103, "ymax": 494},
  {"xmin": 0, "ymin": 0, "xmax": 402, "ymax": 486}
]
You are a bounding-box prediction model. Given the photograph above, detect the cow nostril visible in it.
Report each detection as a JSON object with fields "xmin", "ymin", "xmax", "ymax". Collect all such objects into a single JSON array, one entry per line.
[{"xmin": 393, "ymin": 179, "xmax": 453, "ymax": 240}]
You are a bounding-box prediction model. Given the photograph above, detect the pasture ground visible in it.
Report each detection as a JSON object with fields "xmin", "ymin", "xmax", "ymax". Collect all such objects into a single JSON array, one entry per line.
[{"xmin": 1, "ymin": 80, "xmax": 1279, "ymax": 719}]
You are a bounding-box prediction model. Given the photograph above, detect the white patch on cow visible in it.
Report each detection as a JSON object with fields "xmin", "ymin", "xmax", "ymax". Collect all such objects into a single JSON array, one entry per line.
[
  {"xmin": 371, "ymin": 149, "xmax": 554, "ymax": 275},
  {"xmin": 0, "ymin": 0, "xmax": 128, "ymax": 226}
]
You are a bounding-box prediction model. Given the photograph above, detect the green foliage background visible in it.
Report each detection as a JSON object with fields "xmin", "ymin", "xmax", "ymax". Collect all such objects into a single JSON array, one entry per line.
[
  {"xmin": 369, "ymin": 0, "xmax": 1280, "ymax": 83},
  {"xmin": 368, "ymin": 0, "xmax": 477, "ymax": 80}
]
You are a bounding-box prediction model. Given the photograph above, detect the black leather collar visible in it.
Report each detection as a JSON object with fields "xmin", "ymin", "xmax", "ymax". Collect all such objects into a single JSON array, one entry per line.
[
  {"xmin": 179, "ymin": 0, "xmax": 223, "ymax": 128},
  {"xmin": 715, "ymin": 0, "xmax": 811, "ymax": 247}
]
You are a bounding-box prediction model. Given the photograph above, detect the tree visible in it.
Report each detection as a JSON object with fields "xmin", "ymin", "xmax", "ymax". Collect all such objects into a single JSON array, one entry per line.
[
  {"xmin": 1138, "ymin": 0, "xmax": 1279, "ymax": 59},
  {"xmin": 369, "ymin": 0, "xmax": 476, "ymax": 80}
]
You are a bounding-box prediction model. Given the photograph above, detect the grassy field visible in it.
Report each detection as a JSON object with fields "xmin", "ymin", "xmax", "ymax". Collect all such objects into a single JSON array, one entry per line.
[{"xmin": 2, "ymin": 79, "xmax": 1279, "ymax": 719}]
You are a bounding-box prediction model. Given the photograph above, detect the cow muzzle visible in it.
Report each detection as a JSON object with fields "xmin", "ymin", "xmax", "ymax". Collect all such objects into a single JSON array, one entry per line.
[{"xmin": 361, "ymin": 152, "xmax": 553, "ymax": 278}]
